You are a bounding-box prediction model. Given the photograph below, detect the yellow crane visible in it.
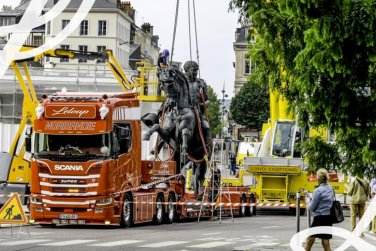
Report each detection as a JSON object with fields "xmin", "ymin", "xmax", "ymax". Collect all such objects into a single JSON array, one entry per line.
[{"xmin": 244, "ymin": 86, "xmax": 348, "ymax": 215}]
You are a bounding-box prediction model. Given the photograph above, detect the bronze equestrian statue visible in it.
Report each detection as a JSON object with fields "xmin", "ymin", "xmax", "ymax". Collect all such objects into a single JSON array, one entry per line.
[{"xmin": 142, "ymin": 63, "xmax": 212, "ymax": 198}]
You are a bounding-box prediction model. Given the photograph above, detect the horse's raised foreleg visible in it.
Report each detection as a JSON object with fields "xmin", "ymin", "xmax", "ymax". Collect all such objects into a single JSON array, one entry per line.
[{"xmin": 142, "ymin": 124, "xmax": 160, "ymax": 141}]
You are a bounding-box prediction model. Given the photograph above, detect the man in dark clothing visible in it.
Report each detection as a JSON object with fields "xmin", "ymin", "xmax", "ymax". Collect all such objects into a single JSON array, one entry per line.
[{"xmin": 229, "ymin": 154, "xmax": 237, "ymax": 175}]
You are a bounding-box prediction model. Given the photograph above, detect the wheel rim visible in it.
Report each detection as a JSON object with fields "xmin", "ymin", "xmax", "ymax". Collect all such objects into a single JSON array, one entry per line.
[
  {"xmin": 157, "ymin": 200, "xmax": 163, "ymax": 220},
  {"xmin": 123, "ymin": 199, "xmax": 131, "ymax": 222},
  {"xmin": 168, "ymin": 200, "xmax": 174, "ymax": 220},
  {"xmin": 241, "ymin": 198, "xmax": 246, "ymax": 215},
  {"xmin": 241, "ymin": 204, "xmax": 246, "ymax": 215}
]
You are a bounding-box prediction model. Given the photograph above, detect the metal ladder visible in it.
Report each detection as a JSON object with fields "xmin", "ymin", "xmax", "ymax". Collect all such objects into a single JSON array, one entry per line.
[{"xmin": 198, "ymin": 138, "xmax": 234, "ymax": 223}]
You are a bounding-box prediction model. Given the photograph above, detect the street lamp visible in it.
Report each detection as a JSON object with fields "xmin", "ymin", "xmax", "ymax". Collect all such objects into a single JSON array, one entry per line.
[{"xmin": 220, "ymin": 83, "xmax": 228, "ymax": 139}]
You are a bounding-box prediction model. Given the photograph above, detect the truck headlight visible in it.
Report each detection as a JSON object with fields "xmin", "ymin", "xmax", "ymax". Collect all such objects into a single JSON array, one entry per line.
[{"xmin": 30, "ymin": 197, "xmax": 43, "ymax": 204}]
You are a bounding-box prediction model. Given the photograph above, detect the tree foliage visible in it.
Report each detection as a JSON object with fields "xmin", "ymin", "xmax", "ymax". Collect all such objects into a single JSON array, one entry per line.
[
  {"xmin": 206, "ymin": 85, "xmax": 221, "ymax": 137},
  {"xmin": 230, "ymin": 0, "xmax": 376, "ymax": 178},
  {"xmin": 230, "ymin": 77, "xmax": 269, "ymax": 131}
]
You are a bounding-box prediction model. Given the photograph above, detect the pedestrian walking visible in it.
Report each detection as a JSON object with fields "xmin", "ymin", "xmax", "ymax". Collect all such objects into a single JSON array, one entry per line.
[
  {"xmin": 347, "ymin": 176, "xmax": 370, "ymax": 236},
  {"xmin": 229, "ymin": 154, "xmax": 236, "ymax": 176},
  {"xmin": 370, "ymin": 182, "xmax": 376, "ymax": 234},
  {"xmin": 305, "ymin": 168, "xmax": 333, "ymax": 251}
]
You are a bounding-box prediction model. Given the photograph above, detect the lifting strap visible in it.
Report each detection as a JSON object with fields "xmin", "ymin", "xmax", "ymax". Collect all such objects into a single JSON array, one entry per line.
[
  {"xmin": 188, "ymin": 0, "xmax": 192, "ymax": 62},
  {"xmin": 170, "ymin": 0, "xmax": 180, "ymax": 62},
  {"xmin": 192, "ymin": 0, "xmax": 200, "ymax": 78}
]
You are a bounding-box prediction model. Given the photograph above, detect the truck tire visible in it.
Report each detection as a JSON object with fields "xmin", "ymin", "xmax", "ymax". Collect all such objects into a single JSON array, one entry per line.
[
  {"xmin": 239, "ymin": 194, "xmax": 247, "ymax": 217},
  {"xmin": 120, "ymin": 193, "xmax": 133, "ymax": 228},
  {"xmin": 165, "ymin": 193, "xmax": 176, "ymax": 224},
  {"xmin": 249, "ymin": 194, "xmax": 256, "ymax": 216},
  {"xmin": 154, "ymin": 193, "xmax": 165, "ymax": 225}
]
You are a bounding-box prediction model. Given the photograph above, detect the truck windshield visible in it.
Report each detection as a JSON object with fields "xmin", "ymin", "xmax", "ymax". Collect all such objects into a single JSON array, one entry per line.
[
  {"xmin": 34, "ymin": 133, "xmax": 111, "ymax": 159},
  {"xmin": 272, "ymin": 122, "xmax": 295, "ymax": 157}
]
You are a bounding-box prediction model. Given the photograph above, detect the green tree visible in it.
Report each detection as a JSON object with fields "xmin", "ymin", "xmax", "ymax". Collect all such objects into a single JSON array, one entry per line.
[
  {"xmin": 230, "ymin": 0, "xmax": 376, "ymax": 178},
  {"xmin": 230, "ymin": 78, "xmax": 269, "ymax": 131},
  {"xmin": 206, "ymin": 85, "xmax": 221, "ymax": 138}
]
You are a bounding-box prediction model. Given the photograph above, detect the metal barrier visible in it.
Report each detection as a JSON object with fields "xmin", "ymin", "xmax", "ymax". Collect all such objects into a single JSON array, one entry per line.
[{"xmin": 296, "ymin": 191, "xmax": 300, "ymax": 232}]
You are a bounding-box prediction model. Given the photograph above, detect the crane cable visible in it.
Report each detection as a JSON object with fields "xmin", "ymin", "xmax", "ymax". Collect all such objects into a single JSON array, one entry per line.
[
  {"xmin": 192, "ymin": 0, "xmax": 200, "ymax": 78},
  {"xmin": 188, "ymin": 0, "xmax": 192, "ymax": 62},
  {"xmin": 170, "ymin": 0, "xmax": 180, "ymax": 63}
]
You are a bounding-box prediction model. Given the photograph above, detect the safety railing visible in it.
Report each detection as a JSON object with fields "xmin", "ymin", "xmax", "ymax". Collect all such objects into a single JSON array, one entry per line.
[{"xmin": 134, "ymin": 62, "xmax": 165, "ymax": 102}]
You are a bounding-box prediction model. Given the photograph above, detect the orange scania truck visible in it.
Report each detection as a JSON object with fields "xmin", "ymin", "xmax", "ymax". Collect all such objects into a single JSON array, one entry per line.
[
  {"xmin": 29, "ymin": 91, "xmax": 252, "ymax": 226},
  {"xmin": 16, "ymin": 45, "xmax": 253, "ymax": 226}
]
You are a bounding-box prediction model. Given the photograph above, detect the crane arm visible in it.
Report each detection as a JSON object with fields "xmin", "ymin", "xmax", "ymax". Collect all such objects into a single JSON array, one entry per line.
[{"xmin": 17, "ymin": 46, "xmax": 133, "ymax": 91}]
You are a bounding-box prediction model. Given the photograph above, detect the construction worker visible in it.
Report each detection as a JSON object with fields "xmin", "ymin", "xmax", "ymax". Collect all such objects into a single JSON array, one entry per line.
[
  {"xmin": 158, "ymin": 49, "xmax": 170, "ymax": 69},
  {"xmin": 184, "ymin": 61, "xmax": 212, "ymax": 155},
  {"xmin": 157, "ymin": 49, "xmax": 170, "ymax": 94}
]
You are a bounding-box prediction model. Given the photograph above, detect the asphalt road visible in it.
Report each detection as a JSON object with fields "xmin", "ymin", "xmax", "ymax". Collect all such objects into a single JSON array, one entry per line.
[{"xmin": 0, "ymin": 211, "xmax": 375, "ymax": 251}]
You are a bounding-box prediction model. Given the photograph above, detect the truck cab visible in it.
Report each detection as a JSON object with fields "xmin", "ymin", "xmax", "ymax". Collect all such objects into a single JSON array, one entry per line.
[{"xmin": 29, "ymin": 92, "xmax": 142, "ymax": 225}]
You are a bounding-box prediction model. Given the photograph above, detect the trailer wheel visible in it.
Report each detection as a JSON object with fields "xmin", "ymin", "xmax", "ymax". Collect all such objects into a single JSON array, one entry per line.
[
  {"xmin": 239, "ymin": 194, "xmax": 247, "ymax": 217},
  {"xmin": 154, "ymin": 193, "xmax": 165, "ymax": 224},
  {"xmin": 120, "ymin": 193, "xmax": 133, "ymax": 228},
  {"xmin": 166, "ymin": 193, "xmax": 176, "ymax": 224},
  {"xmin": 249, "ymin": 194, "xmax": 256, "ymax": 216}
]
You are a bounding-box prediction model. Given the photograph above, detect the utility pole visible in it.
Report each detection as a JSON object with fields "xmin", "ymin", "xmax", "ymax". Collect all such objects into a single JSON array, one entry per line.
[
  {"xmin": 220, "ymin": 82, "xmax": 229, "ymax": 165},
  {"xmin": 220, "ymin": 82, "xmax": 227, "ymax": 139}
]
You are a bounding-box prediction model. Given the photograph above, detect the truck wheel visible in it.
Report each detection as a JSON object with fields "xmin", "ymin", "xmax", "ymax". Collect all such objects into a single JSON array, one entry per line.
[
  {"xmin": 239, "ymin": 194, "xmax": 247, "ymax": 217},
  {"xmin": 154, "ymin": 194, "xmax": 165, "ymax": 224},
  {"xmin": 166, "ymin": 193, "xmax": 176, "ymax": 224},
  {"xmin": 249, "ymin": 194, "xmax": 256, "ymax": 216},
  {"xmin": 120, "ymin": 193, "xmax": 133, "ymax": 228}
]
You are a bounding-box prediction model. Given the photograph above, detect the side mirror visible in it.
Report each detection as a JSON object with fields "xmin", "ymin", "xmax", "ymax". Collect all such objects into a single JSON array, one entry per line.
[{"xmin": 25, "ymin": 137, "xmax": 32, "ymax": 152}]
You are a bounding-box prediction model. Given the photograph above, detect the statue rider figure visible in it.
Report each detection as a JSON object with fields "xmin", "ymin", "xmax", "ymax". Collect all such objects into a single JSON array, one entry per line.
[{"xmin": 184, "ymin": 61, "xmax": 212, "ymax": 154}]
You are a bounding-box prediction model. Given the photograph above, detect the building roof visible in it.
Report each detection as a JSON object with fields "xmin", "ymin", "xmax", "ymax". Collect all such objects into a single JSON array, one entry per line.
[
  {"xmin": 8, "ymin": 0, "xmax": 118, "ymax": 10},
  {"xmin": 0, "ymin": 9, "xmax": 24, "ymax": 17},
  {"xmin": 45, "ymin": 0, "xmax": 117, "ymax": 9},
  {"xmin": 235, "ymin": 26, "xmax": 248, "ymax": 43}
]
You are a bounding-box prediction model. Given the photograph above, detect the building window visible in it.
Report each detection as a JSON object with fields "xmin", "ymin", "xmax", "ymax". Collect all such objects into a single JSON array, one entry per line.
[
  {"xmin": 78, "ymin": 45, "xmax": 88, "ymax": 63},
  {"xmin": 98, "ymin": 20, "xmax": 107, "ymax": 36},
  {"xmin": 60, "ymin": 45, "xmax": 70, "ymax": 62},
  {"xmin": 80, "ymin": 20, "xmax": 88, "ymax": 36},
  {"xmin": 32, "ymin": 36, "xmax": 43, "ymax": 47},
  {"xmin": 245, "ymin": 59, "xmax": 250, "ymax": 75},
  {"xmin": 46, "ymin": 21, "xmax": 51, "ymax": 35},
  {"xmin": 97, "ymin": 46, "xmax": 106, "ymax": 63},
  {"xmin": 0, "ymin": 17, "xmax": 11, "ymax": 26},
  {"xmin": 62, "ymin": 20, "xmax": 70, "ymax": 30}
]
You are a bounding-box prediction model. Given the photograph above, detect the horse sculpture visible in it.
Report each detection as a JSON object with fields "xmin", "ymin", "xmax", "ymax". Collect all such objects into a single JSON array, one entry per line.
[{"xmin": 142, "ymin": 69, "xmax": 208, "ymax": 197}]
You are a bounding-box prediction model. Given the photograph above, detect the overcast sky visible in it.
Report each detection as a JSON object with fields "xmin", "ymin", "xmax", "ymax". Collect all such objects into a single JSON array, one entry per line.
[{"xmin": 1, "ymin": 0, "xmax": 240, "ymax": 97}]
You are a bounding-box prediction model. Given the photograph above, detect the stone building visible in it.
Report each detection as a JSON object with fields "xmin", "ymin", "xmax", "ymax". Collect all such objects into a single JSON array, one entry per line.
[{"xmin": 233, "ymin": 24, "xmax": 254, "ymax": 94}]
